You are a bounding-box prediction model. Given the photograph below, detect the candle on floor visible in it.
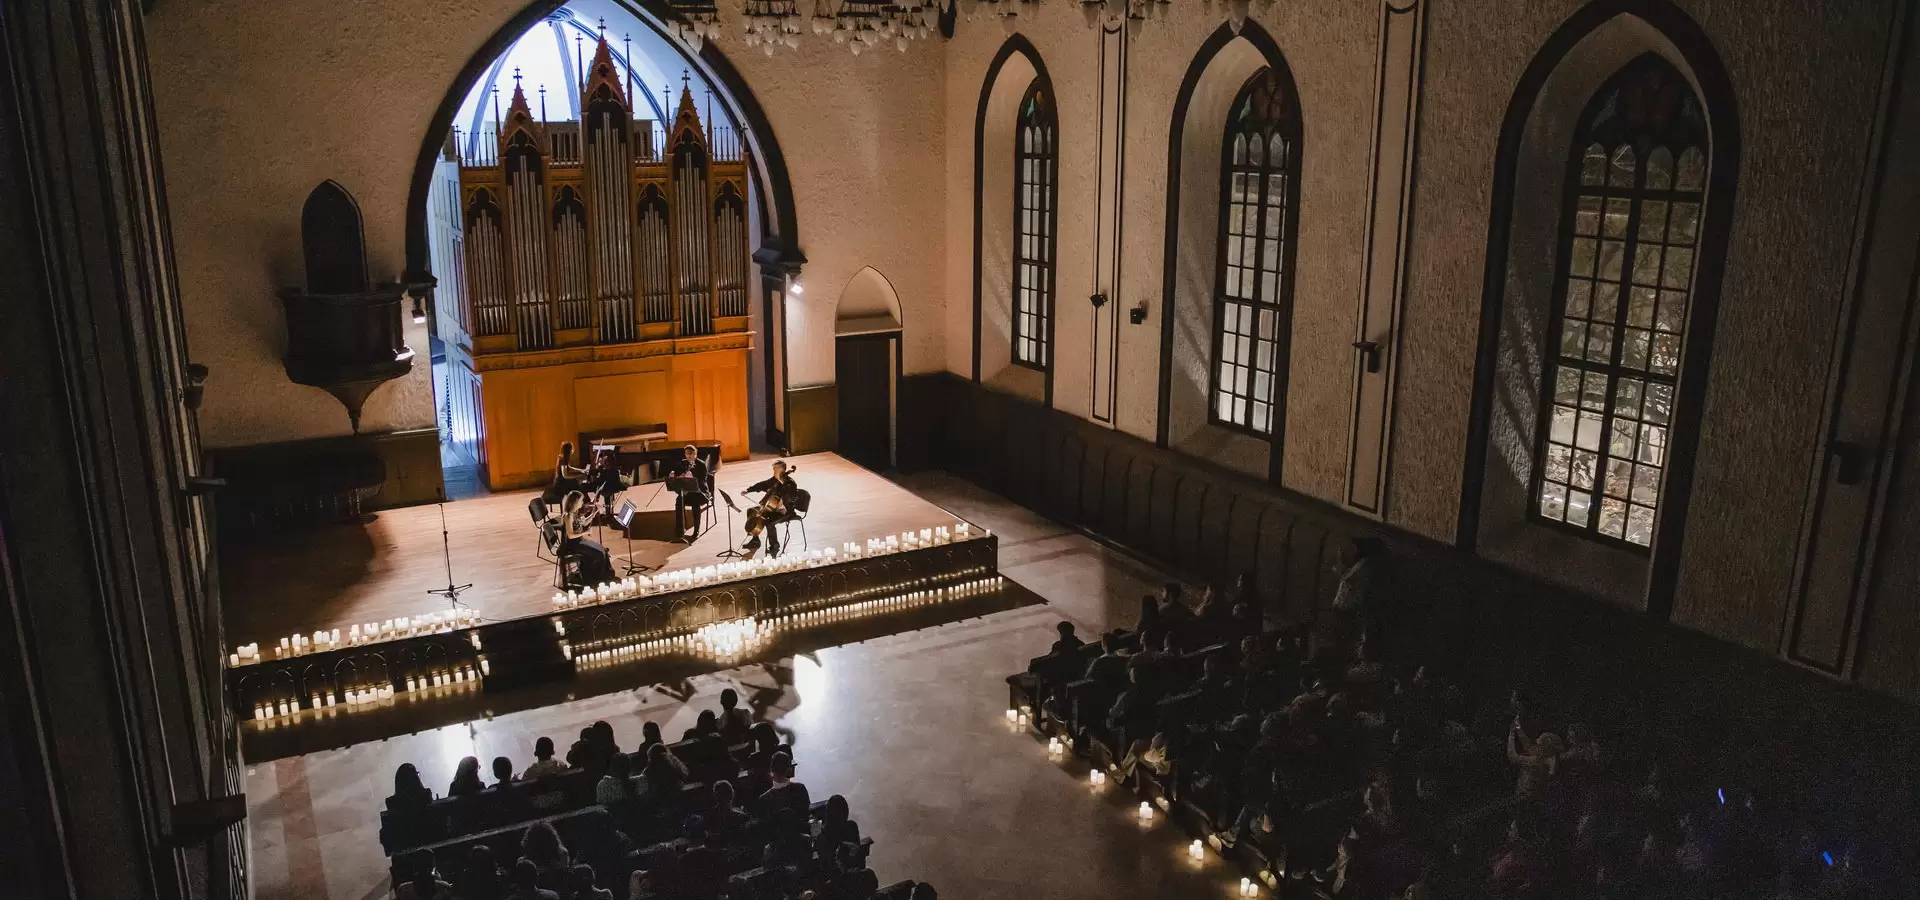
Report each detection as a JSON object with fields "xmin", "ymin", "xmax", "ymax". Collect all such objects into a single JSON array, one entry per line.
[
  {"xmin": 1189, "ymin": 839, "xmax": 1203, "ymax": 861},
  {"xmin": 1138, "ymin": 801, "xmax": 1153, "ymax": 822}
]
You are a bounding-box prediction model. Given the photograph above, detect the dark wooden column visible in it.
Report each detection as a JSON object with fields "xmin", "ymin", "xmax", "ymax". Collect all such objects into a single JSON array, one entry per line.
[{"xmin": 0, "ymin": 1, "xmax": 237, "ymax": 898}]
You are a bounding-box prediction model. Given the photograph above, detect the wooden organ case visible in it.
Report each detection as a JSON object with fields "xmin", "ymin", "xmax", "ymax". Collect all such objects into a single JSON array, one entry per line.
[{"xmin": 456, "ymin": 39, "xmax": 754, "ymax": 490}]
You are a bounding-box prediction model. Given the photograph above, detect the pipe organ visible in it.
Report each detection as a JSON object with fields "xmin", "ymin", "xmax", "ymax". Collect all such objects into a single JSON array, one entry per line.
[
  {"xmin": 458, "ymin": 55, "xmax": 750, "ymax": 352},
  {"xmin": 448, "ymin": 35, "xmax": 754, "ymax": 490}
]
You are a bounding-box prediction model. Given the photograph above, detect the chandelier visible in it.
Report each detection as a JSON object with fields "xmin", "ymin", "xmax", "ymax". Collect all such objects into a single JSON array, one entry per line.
[
  {"xmin": 812, "ymin": 0, "xmax": 935, "ymax": 54},
  {"xmin": 743, "ymin": 0, "xmax": 803, "ymax": 54},
  {"xmin": 665, "ymin": 0, "xmax": 722, "ymax": 51},
  {"xmin": 1204, "ymin": 0, "xmax": 1269, "ymax": 32},
  {"xmin": 1078, "ymin": 0, "xmax": 1169, "ymax": 28},
  {"xmin": 959, "ymin": 0, "xmax": 1041, "ymax": 32}
]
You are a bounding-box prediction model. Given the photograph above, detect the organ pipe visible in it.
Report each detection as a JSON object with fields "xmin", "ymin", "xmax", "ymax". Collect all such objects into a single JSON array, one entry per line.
[{"xmin": 456, "ymin": 38, "xmax": 747, "ymax": 355}]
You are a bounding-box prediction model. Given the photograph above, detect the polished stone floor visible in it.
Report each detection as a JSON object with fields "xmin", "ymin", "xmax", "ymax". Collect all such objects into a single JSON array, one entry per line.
[{"xmin": 245, "ymin": 472, "xmax": 1250, "ymax": 900}]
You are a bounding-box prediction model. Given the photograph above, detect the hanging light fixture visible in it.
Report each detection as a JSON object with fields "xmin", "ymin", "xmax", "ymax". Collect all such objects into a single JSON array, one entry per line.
[
  {"xmin": 666, "ymin": 0, "xmax": 722, "ymax": 51},
  {"xmin": 1079, "ymin": 0, "xmax": 1169, "ymax": 30},
  {"xmin": 743, "ymin": 0, "xmax": 804, "ymax": 54},
  {"xmin": 883, "ymin": 0, "xmax": 939, "ymax": 51},
  {"xmin": 961, "ymin": 0, "xmax": 1037, "ymax": 34},
  {"xmin": 1203, "ymin": 0, "xmax": 1267, "ymax": 33}
]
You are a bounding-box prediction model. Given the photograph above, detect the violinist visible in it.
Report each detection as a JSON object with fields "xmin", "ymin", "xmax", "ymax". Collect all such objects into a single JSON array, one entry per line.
[{"xmin": 742, "ymin": 460, "xmax": 801, "ymax": 558}]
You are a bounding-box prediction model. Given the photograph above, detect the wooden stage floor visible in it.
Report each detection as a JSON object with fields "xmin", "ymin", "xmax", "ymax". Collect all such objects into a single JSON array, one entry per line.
[{"xmin": 220, "ymin": 452, "xmax": 981, "ymax": 650}]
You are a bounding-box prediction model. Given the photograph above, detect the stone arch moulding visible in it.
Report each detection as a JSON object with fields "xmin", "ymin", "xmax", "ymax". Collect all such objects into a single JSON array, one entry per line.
[
  {"xmin": 971, "ymin": 32, "xmax": 1057, "ymax": 409},
  {"xmin": 834, "ymin": 266, "xmax": 904, "ymax": 335},
  {"xmin": 1455, "ymin": 0, "xmax": 1740, "ymax": 621},
  {"xmin": 401, "ymin": 0, "xmax": 805, "ymax": 304},
  {"xmin": 402, "ymin": 0, "xmax": 805, "ymax": 446},
  {"xmin": 1154, "ymin": 19, "xmax": 1302, "ymax": 487}
]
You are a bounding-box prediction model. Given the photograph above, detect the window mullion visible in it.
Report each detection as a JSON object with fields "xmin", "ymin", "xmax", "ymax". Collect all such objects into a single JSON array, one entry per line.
[{"xmin": 1589, "ymin": 157, "xmax": 1647, "ymax": 536}]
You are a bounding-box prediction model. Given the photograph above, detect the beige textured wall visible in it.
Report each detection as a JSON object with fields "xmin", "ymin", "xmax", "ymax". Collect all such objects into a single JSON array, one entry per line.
[
  {"xmin": 147, "ymin": 0, "xmax": 945, "ymax": 447},
  {"xmin": 941, "ymin": 1, "xmax": 1375, "ymax": 505},
  {"xmin": 1390, "ymin": 0, "xmax": 1895, "ymax": 651},
  {"xmin": 150, "ymin": 0, "xmax": 1899, "ymax": 657}
]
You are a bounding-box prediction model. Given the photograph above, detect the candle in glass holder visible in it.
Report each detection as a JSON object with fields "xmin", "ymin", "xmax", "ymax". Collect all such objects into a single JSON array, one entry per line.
[
  {"xmin": 1189, "ymin": 839, "xmax": 1203, "ymax": 861},
  {"xmin": 1138, "ymin": 801, "xmax": 1153, "ymax": 822}
]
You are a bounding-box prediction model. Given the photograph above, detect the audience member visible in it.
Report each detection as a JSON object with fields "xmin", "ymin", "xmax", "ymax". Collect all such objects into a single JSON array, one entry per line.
[
  {"xmin": 449, "ymin": 756, "xmax": 485, "ymax": 798},
  {"xmin": 522, "ymin": 737, "xmax": 567, "ymax": 780},
  {"xmin": 596, "ymin": 753, "xmax": 638, "ymax": 807},
  {"xmin": 717, "ymin": 688, "xmax": 752, "ymax": 743},
  {"xmin": 640, "ymin": 742, "xmax": 688, "ymax": 801},
  {"xmin": 519, "ymin": 822, "xmax": 571, "ymax": 882},
  {"xmin": 491, "ymin": 756, "xmax": 517, "ymax": 789},
  {"xmin": 760, "ymin": 752, "xmax": 810, "ymax": 820},
  {"xmin": 454, "ymin": 845, "xmax": 506, "ymax": 900},
  {"xmin": 507, "ymin": 859, "xmax": 560, "ymax": 900},
  {"xmin": 567, "ymin": 864, "xmax": 614, "ymax": 900},
  {"xmin": 389, "ymin": 763, "xmax": 434, "ymax": 812}
]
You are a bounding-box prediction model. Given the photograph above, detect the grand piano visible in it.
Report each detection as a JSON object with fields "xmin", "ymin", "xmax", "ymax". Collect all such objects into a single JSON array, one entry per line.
[{"xmin": 579, "ymin": 424, "xmax": 722, "ymax": 542}]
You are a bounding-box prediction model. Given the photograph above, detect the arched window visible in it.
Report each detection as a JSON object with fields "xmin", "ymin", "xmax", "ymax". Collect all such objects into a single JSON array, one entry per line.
[
  {"xmin": 1212, "ymin": 68, "xmax": 1300, "ymax": 437},
  {"xmin": 1012, "ymin": 81, "xmax": 1056, "ymax": 369},
  {"xmin": 1534, "ymin": 54, "xmax": 1708, "ymax": 548}
]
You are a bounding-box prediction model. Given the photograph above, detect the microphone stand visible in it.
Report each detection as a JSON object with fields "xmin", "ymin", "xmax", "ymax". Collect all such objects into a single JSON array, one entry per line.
[
  {"xmin": 425, "ymin": 502, "xmax": 474, "ymax": 612},
  {"xmin": 714, "ymin": 488, "xmax": 746, "ymax": 560}
]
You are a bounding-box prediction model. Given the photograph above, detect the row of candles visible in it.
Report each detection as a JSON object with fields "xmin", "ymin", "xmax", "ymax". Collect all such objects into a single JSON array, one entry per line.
[
  {"xmin": 550, "ymin": 522, "xmax": 978, "ymax": 610},
  {"xmin": 1011, "ymin": 704, "xmax": 1266, "ymax": 896},
  {"xmin": 569, "ymin": 576, "xmax": 1004, "ymax": 669},
  {"xmin": 230, "ymin": 608, "xmax": 484, "ymax": 667},
  {"xmin": 248, "ymin": 662, "xmax": 485, "ymax": 723}
]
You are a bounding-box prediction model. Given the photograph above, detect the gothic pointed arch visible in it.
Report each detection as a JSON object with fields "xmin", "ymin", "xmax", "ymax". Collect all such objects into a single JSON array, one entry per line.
[
  {"xmin": 1456, "ymin": 0, "xmax": 1740, "ymax": 619},
  {"xmin": 1155, "ymin": 20, "xmax": 1303, "ymax": 486},
  {"xmin": 969, "ymin": 34, "xmax": 1058, "ymax": 406}
]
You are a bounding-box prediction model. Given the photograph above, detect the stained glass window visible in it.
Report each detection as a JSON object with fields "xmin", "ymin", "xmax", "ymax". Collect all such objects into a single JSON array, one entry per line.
[
  {"xmin": 1535, "ymin": 54, "xmax": 1709, "ymax": 548},
  {"xmin": 1012, "ymin": 81, "xmax": 1056, "ymax": 369},
  {"xmin": 1212, "ymin": 68, "xmax": 1299, "ymax": 437}
]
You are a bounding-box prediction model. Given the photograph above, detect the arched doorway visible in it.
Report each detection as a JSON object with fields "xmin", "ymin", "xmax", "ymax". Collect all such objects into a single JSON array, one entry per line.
[
  {"xmin": 834, "ymin": 267, "xmax": 903, "ymax": 471},
  {"xmin": 405, "ymin": 0, "xmax": 804, "ymax": 491}
]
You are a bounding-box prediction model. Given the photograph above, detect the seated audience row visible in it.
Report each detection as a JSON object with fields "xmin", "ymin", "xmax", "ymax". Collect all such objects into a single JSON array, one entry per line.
[
  {"xmin": 1013, "ymin": 560, "xmax": 1909, "ymax": 900},
  {"xmin": 383, "ymin": 688, "xmax": 938, "ymax": 900}
]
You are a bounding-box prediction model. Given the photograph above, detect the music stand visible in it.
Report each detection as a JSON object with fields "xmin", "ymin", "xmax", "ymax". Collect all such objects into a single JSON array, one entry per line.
[
  {"xmin": 613, "ymin": 500, "xmax": 653, "ymax": 575},
  {"xmin": 714, "ymin": 489, "xmax": 746, "ymax": 560}
]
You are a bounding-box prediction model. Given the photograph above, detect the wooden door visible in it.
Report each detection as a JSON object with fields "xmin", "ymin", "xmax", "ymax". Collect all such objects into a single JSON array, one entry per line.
[{"xmin": 835, "ymin": 333, "xmax": 896, "ymax": 470}]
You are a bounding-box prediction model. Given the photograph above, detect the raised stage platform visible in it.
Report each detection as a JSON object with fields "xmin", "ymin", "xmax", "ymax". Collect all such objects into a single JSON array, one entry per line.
[{"xmin": 220, "ymin": 453, "xmax": 1029, "ymax": 755}]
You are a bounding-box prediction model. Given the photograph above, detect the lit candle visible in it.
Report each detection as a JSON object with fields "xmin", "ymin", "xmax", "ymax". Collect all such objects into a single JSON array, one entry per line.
[
  {"xmin": 1138, "ymin": 801, "xmax": 1153, "ymax": 822},
  {"xmin": 228, "ymin": 653, "xmax": 240, "ymax": 667},
  {"xmin": 1189, "ymin": 839, "xmax": 1203, "ymax": 861},
  {"xmin": 1240, "ymin": 878, "xmax": 1255, "ymax": 896}
]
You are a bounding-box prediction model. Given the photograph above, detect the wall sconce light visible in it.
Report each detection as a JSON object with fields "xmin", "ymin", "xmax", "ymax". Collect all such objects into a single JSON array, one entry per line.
[
  {"xmin": 1129, "ymin": 302, "xmax": 1148, "ymax": 325},
  {"xmin": 788, "ymin": 281, "xmax": 805, "ymax": 297},
  {"xmin": 1089, "ymin": 292, "xmax": 1108, "ymax": 308}
]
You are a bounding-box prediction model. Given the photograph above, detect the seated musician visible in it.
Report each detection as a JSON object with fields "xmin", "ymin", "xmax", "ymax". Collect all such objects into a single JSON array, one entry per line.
[
  {"xmin": 742, "ymin": 460, "xmax": 802, "ymax": 558},
  {"xmin": 585, "ymin": 448, "xmax": 628, "ymax": 520},
  {"xmin": 546, "ymin": 441, "xmax": 588, "ymax": 503},
  {"xmin": 559, "ymin": 491, "xmax": 614, "ymax": 586},
  {"xmin": 670, "ymin": 444, "xmax": 712, "ymax": 541}
]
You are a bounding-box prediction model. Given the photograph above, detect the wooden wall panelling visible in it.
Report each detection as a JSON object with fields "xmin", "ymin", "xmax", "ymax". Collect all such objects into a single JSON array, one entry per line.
[
  {"xmin": 1199, "ymin": 486, "xmax": 1237, "ymax": 581},
  {"xmin": 1101, "ymin": 453, "xmax": 1132, "ymax": 537},
  {"xmin": 1149, "ymin": 466, "xmax": 1181, "ymax": 563},
  {"xmin": 785, "ymin": 384, "xmax": 838, "ymax": 455},
  {"xmin": 1257, "ymin": 512, "xmax": 1296, "ymax": 621},
  {"xmin": 1173, "ymin": 477, "xmax": 1208, "ymax": 571},
  {"xmin": 573, "ymin": 370, "xmax": 672, "ymax": 434},
  {"xmin": 1126, "ymin": 459, "xmax": 1156, "ymax": 549},
  {"xmin": 1227, "ymin": 500, "xmax": 1267, "ymax": 591},
  {"xmin": 1080, "ymin": 445, "xmax": 1108, "ymax": 529}
]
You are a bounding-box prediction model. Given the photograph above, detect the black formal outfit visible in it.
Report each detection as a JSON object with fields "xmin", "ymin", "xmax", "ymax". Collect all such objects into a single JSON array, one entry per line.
[
  {"xmin": 670, "ymin": 457, "xmax": 713, "ymax": 540},
  {"xmin": 744, "ymin": 472, "xmax": 802, "ymax": 556}
]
